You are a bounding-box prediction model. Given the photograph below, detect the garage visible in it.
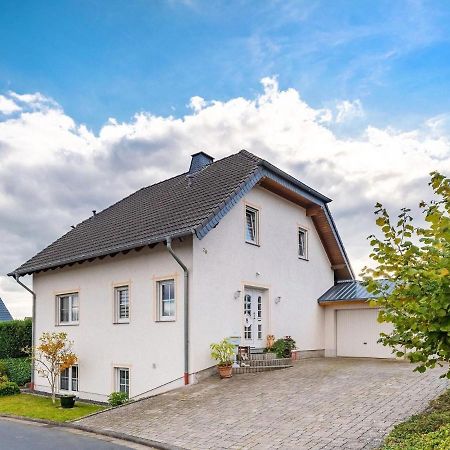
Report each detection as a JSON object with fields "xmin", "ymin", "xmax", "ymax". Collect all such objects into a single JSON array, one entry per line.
[
  {"xmin": 336, "ymin": 308, "xmax": 393, "ymax": 358},
  {"xmin": 319, "ymin": 280, "xmax": 396, "ymax": 359}
]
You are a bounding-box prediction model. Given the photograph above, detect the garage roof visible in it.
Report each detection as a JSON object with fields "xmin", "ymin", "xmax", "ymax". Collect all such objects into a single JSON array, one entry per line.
[{"xmin": 318, "ymin": 280, "xmax": 394, "ymax": 304}]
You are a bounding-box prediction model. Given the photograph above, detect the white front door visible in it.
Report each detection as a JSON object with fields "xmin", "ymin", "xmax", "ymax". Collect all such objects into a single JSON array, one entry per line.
[{"xmin": 242, "ymin": 289, "xmax": 265, "ymax": 348}]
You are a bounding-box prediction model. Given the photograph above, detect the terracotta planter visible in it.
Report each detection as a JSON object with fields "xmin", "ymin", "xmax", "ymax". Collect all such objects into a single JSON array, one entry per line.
[{"xmin": 217, "ymin": 365, "xmax": 233, "ymax": 378}]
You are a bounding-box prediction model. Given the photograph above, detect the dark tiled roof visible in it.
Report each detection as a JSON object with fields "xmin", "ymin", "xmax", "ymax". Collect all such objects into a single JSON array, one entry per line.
[
  {"xmin": 0, "ymin": 298, "xmax": 13, "ymax": 321},
  {"xmin": 10, "ymin": 150, "xmax": 350, "ymax": 277},
  {"xmin": 12, "ymin": 151, "xmax": 262, "ymax": 275},
  {"xmin": 318, "ymin": 280, "xmax": 394, "ymax": 304}
]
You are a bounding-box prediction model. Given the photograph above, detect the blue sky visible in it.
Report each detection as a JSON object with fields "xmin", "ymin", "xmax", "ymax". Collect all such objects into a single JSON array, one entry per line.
[{"xmin": 1, "ymin": 0, "xmax": 450, "ymax": 130}]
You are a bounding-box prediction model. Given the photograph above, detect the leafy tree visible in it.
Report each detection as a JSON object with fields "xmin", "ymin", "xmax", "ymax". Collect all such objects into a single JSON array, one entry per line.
[
  {"xmin": 363, "ymin": 172, "xmax": 450, "ymax": 377},
  {"xmin": 31, "ymin": 332, "xmax": 78, "ymax": 404}
]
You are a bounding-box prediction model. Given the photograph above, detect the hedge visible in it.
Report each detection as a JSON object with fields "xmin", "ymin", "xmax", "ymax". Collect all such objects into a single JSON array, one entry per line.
[
  {"xmin": 0, "ymin": 319, "xmax": 32, "ymax": 358},
  {"xmin": 0, "ymin": 380, "xmax": 20, "ymax": 397},
  {"xmin": 0, "ymin": 358, "xmax": 31, "ymax": 386}
]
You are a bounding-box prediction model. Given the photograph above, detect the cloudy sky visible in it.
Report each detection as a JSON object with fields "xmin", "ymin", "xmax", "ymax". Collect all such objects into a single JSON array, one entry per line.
[{"xmin": 1, "ymin": 0, "xmax": 449, "ymax": 318}]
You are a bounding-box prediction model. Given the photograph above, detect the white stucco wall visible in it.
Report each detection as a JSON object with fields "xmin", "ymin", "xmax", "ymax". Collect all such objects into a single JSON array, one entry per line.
[
  {"xmin": 33, "ymin": 239, "xmax": 192, "ymax": 402},
  {"xmin": 191, "ymin": 186, "xmax": 335, "ymax": 373},
  {"xmin": 32, "ymin": 185, "xmax": 337, "ymax": 400}
]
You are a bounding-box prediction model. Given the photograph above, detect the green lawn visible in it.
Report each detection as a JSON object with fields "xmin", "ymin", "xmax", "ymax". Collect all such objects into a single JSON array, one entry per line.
[
  {"xmin": 381, "ymin": 389, "xmax": 450, "ymax": 450},
  {"xmin": 0, "ymin": 393, "xmax": 105, "ymax": 422}
]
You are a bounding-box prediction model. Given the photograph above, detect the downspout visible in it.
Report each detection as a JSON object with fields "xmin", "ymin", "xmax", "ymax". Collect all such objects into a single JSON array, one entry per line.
[
  {"xmin": 12, "ymin": 273, "xmax": 36, "ymax": 390},
  {"xmin": 166, "ymin": 237, "xmax": 189, "ymax": 385}
]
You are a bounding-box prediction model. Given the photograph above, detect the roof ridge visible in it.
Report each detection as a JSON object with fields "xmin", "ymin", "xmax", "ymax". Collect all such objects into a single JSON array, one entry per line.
[{"xmin": 238, "ymin": 149, "xmax": 263, "ymax": 163}]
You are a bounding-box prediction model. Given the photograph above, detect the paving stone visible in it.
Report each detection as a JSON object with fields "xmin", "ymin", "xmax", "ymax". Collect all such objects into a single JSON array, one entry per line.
[{"xmin": 77, "ymin": 358, "xmax": 448, "ymax": 449}]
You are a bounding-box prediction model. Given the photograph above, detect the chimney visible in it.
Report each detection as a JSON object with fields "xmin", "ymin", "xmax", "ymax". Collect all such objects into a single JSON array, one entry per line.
[{"xmin": 188, "ymin": 151, "xmax": 214, "ymax": 174}]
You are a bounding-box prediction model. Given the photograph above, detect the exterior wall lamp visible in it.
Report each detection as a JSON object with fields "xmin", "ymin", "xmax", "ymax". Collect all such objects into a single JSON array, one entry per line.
[
  {"xmin": 274, "ymin": 296, "xmax": 282, "ymax": 304},
  {"xmin": 234, "ymin": 290, "xmax": 241, "ymax": 300}
]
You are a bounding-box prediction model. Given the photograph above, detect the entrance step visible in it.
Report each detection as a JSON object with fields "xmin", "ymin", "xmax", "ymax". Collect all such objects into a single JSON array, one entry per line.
[
  {"xmin": 249, "ymin": 352, "xmax": 277, "ymax": 360},
  {"xmin": 233, "ymin": 358, "xmax": 293, "ymax": 374}
]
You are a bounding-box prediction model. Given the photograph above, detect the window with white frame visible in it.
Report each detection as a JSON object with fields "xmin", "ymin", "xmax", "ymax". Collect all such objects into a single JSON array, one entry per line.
[
  {"xmin": 245, "ymin": 206, "xmax": 259, "ymax": 244},
  {"xmin": 60, "ymin": 365, "xmax": 78, "ymax": 392},
  {"xmin": 298, "ymin": 228, "xmax": 308, "ymax": 259},
  {"xmin": 115, "ymin": 367, "xmax": 129, "ymax": 395},
  {"xmin": 157, "ymin": 279, "xmax": 175, "ymax": 321},
  {"xmin": 56, "ymin": 293, "xmax": 79, "ymax": 325},
  {"xmin": 114, "ymin": 286, "xmax": 129, "ymax": 323}
]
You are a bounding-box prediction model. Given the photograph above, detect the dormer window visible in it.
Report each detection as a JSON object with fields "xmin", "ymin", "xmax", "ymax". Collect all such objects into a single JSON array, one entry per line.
[{"xmin": 245, "ymin": 206, "xmax": 259, "ymax": 245}]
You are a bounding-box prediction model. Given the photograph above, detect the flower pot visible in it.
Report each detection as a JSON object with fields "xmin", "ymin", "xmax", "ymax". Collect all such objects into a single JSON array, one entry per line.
[
  {"xmin": 60, "ymin": 395, "xmax": 76, "ymax": 409},
  {"xmin": 217, "ymin": 365, "xmax": 233, "ymax": 378}
]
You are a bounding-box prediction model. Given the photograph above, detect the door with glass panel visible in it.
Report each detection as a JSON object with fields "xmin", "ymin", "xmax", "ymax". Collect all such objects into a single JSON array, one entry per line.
[{"xmin": 242, "ymin": 289, "xmax": 265, "ymax": 348}]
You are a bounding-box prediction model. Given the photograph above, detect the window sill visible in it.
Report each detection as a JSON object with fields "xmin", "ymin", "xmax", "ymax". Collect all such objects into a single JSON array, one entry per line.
[
  {"xmin": 56, "ymin": 323, "xmax": 79, "ymax": 327},
  {"xmin": 155, "ymin": 318, "xmax": 176, "ymax": 323},
  {"xmin": 298, "ymin": 256, "xmax": 309, "ymax": 261},
  {"xmin": 245, "ymin": 241, "xmax": 260, "ymax": 247},
  {"xmin": 113, "ymin": 321, "xmax": 130, "ymax": 325}
]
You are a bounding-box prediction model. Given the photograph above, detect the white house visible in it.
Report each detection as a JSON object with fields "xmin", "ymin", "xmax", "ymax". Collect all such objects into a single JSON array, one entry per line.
[{"xmin": 9, "ymin": 150, "xmax": 393, "ymax": 402}]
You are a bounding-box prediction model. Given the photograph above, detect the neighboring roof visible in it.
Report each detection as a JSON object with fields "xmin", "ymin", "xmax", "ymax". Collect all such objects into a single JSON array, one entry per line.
[
  {"xmin": 318, "ymin": 280, "xmax": 395, "ymax": 304},
  {"xmin": 0, "ymin": 298, "xmax": 13, "ymax": 321},
  {"xmin": 10, "ymin": 150, "xmax": 354, "ymax": 280}
]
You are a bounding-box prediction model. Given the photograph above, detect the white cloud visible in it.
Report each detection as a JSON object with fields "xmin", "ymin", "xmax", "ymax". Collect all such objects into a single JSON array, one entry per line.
[
  {"xmin": 9, "ymin": 91, "xmax": 59, "ymax": 110},
  {"xmin": 188, "ymin": 96, "xmax": 207, "ymax": 113},
  {"xmin": 0, "ymin": 78, "xmax": 449, "ymax": 318},
  {"xmin": 335, "ymin": 99, "xmax": 365, "ymax": 123},
  {"xmin": 0, "ymin": 95, "xmax": 21, "ymax": 114}
]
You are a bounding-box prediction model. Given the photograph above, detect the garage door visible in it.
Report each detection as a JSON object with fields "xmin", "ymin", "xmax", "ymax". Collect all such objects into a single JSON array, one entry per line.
[{"xmin": 336, "ymin": 309, "xmax": 394, "ymax": 358}]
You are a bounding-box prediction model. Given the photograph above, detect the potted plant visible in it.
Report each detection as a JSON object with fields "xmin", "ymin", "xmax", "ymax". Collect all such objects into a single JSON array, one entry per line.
[
  {"xmin": 210, "ymin": 338, "xmax": 235, "ymax": 378},
  {"xmin": 60, "ymin": 394, "xmax": 76, "ymax": 408}
]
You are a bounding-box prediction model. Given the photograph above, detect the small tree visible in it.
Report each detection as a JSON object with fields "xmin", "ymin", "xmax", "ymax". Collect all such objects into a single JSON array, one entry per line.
[
  {"xmin": 32, "ymin": 332, "xmax": 77, "ymax": 404},
  {"xmin": 363, "ymin": 172, "xmax": 450, "ymax": 377}
]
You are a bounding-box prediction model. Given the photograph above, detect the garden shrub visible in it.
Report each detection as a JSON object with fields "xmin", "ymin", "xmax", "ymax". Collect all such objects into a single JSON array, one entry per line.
[
  {"xmin": 0, "ymin": 319, "xmax": 32, "ymax": 358},
  {"xmin": 271, "ymin": 336, "xmax": 296, "ymax": 358},
  {"xmin": 1, "ymin": 358, "xmax": 31, "ymax": 386},
  {"xmin": 383, "ymin": 424, "xmax": 450, "ymax": 450},
  {"xmin": 0, "ymin": 360, "xmax": 7, "ymax": 377},
  {"xmin": 0, "ymin": 380, "xmax": 20, "ymax": 397},
  {"xmin": 382, "ymin": 389, "xmax": 450, "ymax": 449},
  {"xmin": 108, "ymin": 391, "xmax": 129, "ymax": 407},
  {"xmin": 385, "ymin": 411, "xmax": 450, "ymax": 443}
]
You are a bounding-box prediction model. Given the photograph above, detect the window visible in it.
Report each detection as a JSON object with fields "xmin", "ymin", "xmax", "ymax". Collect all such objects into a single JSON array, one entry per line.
[
  {"xmin": 115, "ymin": 367, "xmax": 129, "ymax": 395},
  {"xmin": 244, "ymin": 294, "xmax": 252, "ymax": 340},
  {"xmin": 56, "ymin": 293, "xmax": 79, "ymax": 325},
  {"xmin": 298, "ymin": 228, "xmax": 308, "ymax": 259},
  {"xmin": 114, "ymin": 286, "xmax": 129, "ymax": 323},
  {"xmin": 245, "ymin": 206, "xmax": 259, "ymax": 244},
  {"xmin": 60, "ymin": 365, "xmax": 78, "ymax": 392},
  {"xmin": 157, "ymin": 280, "xmax": 175, "ymax": 321}
]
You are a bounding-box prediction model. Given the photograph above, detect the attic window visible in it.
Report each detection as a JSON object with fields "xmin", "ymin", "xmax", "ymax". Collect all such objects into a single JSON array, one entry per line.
[
  {"xmin": 245, "ymin": 206, "xmax": 259, "ymax": 245},
  {"xmin": 298, "ymin": 228, "xmax": 308, "ymax": 259}
]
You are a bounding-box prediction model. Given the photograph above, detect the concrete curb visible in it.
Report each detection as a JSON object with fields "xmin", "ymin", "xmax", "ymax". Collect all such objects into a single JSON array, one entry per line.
[{"xmin": 0, "ymin": 414, "xmax": 185, "ymax": 450}]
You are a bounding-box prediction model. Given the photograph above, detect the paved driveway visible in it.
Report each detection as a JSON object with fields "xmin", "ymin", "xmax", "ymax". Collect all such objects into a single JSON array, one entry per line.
[{"xmin": 78, "ymin": 358, "xmax": 449, "ymax": 449}]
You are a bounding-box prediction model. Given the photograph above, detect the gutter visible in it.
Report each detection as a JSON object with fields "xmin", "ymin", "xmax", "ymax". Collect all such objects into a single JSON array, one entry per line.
[
  {"xmin": 165, "ymin": 237, "xmax": 190, "ymax": 385},
  {"xmin": 11, "ymin": 273, "xmax": 36, "ymax": 390}
]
